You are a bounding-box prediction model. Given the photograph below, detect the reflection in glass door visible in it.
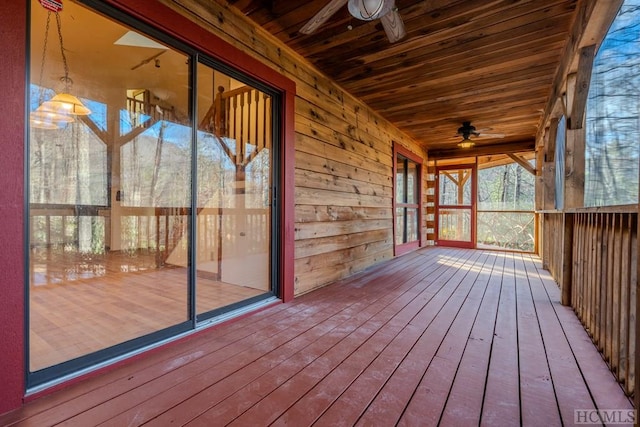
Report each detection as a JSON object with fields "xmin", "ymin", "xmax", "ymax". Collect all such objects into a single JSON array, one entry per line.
[
  {"xmin": 195, "ymin": 62, "xmax": 274, "ymax": 320},
  {"xmin": 436, "ymin": 166, "xmax": 476, "ymax": 248},
  {"xmin": 27, "ymin": 0, "xmax": 279, "ymax": 387}
]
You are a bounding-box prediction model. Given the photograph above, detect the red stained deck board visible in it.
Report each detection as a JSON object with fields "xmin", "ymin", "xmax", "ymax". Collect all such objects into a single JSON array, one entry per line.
[
  {"xmin": 276, "ymin": 251, "xmax": 488, "ymax": 426},
  {"xmin": 526, "ymin": 255, "xmax": 633, "ymax": 412},
  {"xmin": 526, "ymin": 257, "xmax": 597, "ymax": 425},
  {"xmin": 160, "ymin": 249, "xmax": 462, "ymax": 426},
  {"xmin": 1, "ymin": 248, "xmax": 633, "ymax": 427},
  {"xmin": 204, "ymin": 250, "xmax": 482, "ymax": 426},
  {"xmin": 481, "ymin": 253, "xmax": 521, "ymax": 426},
  {"xmin": 7, "ymin": 266, "xmax": 354, "ymax": 425},
  {"xmin": 20, "ymin": 249, "xmax": 431, "ymax": 426},
  {"xmin": 438, "ymin": 252, "xmax": 503, "ymax": 426},
  {"xmin": 398, "ymin": 252, "xmax": 499, "ymax": 426},
  {"xmin": 354, "ymin": 252, "xmax": 491, "ymax": 426},
  {"xmin": 113, "ymin": 249, "xmax": 450, "ymax": 426},
  {"xmin": 513, "ymin": 254, "xmax": 562, "ymax": 426},
  {"xmin": 62, "ymin": 251, "xmax": 439, "ymax": 426}
]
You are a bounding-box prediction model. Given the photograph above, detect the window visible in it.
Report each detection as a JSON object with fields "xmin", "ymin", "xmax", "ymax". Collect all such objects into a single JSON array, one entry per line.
[
  {"xmin": 585, "ymin": 0, "xmax": 640, "ymax": 207},
  {"xmin": 28, "ymin": 0, "xmax": 281, "ymax": 386},
  {"xmin": 394, "ymin": 145, "xmax": 422, "ymax": 254}
]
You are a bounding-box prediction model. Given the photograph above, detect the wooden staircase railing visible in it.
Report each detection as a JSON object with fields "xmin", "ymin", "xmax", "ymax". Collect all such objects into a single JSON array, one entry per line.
[{"xmin": 199, "ymin": 85, "xmax": 272, "ymax": 166}]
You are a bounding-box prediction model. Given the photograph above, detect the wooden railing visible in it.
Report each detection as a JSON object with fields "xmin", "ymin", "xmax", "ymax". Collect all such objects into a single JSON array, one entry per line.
[
  {"xmin": 199, "ymin": 85, "xmax": 272, "ymax": 165},
  {"xmin": 542, "ymin": 206, "xmax": 638, "ymax": 396},
  {"xmin": 126, "ymin": 92, "xmax": 179, "ymax": 129},
  {"xmin": 542, "ymin": 212, "xmax": 566, "ymax": 285},
  {"xmin": 477, "ymin": 210, "xmax": 536, "ymax": 252},
  {"xmin": 30, "ymin": 205, "xmax": 269, "ymax": 275}
]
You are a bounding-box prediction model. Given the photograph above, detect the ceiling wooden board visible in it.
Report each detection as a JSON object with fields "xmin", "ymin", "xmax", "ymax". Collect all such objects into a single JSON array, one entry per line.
[{"xmin": 226, "ymin": 0, "xmax": 580, "ymax": 153}]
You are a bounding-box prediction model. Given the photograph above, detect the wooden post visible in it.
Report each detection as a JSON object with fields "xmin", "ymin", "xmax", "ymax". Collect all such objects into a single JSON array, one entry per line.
[
  {"xmin": 561, "ymin": 212, "xmax": 574, "ymax": 306},
  {"xmin": 544, "ymin": 118, "xmax": 559, "ymax": 210}
]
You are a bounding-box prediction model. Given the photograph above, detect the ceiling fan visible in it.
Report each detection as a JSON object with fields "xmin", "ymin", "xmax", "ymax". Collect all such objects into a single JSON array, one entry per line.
[
  {"xmin": 299, "ymin": 0, "xmax": 406, "ymax": 43},
  {"xmin": 456, "ymin": 121, "xmax": 505, "ymax": 148}
]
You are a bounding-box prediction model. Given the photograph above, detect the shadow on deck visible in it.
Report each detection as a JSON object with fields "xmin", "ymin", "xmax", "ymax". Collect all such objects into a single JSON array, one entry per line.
[{"xmin": 0, "ymin": 247, "xmax": 633, "ymax": 426}]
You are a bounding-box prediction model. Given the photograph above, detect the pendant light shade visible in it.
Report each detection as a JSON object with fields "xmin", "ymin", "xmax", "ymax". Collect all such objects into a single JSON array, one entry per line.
[
  {"xmin": 30, "ymin": 10, "xmax": 91, "ymax": 130},
  {"xmin": 41, "ymin": 92, "xmax": 91, "ymax": 116},
  {"xmin": 348, "ymin": 0, "xmax": 393, "ymax": 21}
]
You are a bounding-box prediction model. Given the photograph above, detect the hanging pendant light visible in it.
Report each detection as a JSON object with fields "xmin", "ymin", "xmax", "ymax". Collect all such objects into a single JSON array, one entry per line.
[
  {"xmin": 348, "ymin": 0, "xmax": 394, "ymax": 21},
  {"xmin": 30, "ymin": 9, "xmax": 90, "ymax": 130},
  {"xmin": 39, "ymin": 81, "xmax": 91, "ymax": 116},
  {"xmin": 457, "ymin": 137, "xmax": 475, "ymax": 149}
]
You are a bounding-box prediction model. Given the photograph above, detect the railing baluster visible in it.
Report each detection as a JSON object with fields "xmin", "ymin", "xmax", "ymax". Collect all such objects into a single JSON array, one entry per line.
[{"xmin": 544, "ymin": 208, "xmax": 637, "ymax": 396}]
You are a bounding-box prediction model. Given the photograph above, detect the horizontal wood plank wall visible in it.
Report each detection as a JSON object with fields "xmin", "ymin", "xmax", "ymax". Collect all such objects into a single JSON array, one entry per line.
[
  {"xmin": 161, "ymin": 0, "xmax": 428, "ymax": 295},
  {"xmin": 570, "ymin": 211, "xmax": 638, "ymax": 396}
]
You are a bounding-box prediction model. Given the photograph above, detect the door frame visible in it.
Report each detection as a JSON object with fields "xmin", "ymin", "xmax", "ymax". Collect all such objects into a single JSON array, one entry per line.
[
  {"xmin": 392, "ymin": 143, "xmax": 423, "ymax": 255},
  {"xmin": 435, "ymin": 164, "xmax": 477, "ymax": 249}
]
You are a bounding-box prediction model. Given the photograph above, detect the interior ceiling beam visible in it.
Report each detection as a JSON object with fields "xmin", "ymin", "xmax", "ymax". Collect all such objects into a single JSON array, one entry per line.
[
  {"xmin": 507, "ymin": 153, "xmax": 536, "ymax": 175},
  {"xmin": 428, "ymin": 140, "xmax": 535, "ymax": 160}
]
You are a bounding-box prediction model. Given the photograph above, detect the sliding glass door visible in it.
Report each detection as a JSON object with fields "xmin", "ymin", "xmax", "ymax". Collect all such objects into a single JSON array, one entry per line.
[
  {"xmin": 195, "ymin": 62, "xmax": 274, "ymax": 319},
  {"xmin": 28, "ymin": 0, "xmax": 279, "ymax": 386}
]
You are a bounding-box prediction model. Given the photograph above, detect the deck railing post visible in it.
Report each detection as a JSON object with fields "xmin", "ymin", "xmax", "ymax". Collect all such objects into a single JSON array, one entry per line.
[{"xmin": 561, "ymin": 212, "xmax": 574, "ymax": 306}]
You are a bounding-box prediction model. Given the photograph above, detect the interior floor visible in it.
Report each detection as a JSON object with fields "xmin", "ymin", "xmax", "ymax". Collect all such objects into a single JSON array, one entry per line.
[{"xmin": 29, "ymin": 249, "xmax": 266, "ymax": 371}]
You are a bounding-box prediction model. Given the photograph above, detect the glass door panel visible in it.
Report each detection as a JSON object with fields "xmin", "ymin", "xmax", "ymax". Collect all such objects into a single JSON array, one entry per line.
[
  {"xmin": 394, "ymin": 151, "xmax": 422, "ymax": 253},
  {"xmin": 28, "ymin": 0, "xmax": 191, "ymax": 373},
  {"xmin": 195, "ymin": 62, "xmax": 273, "ymax": 319}
]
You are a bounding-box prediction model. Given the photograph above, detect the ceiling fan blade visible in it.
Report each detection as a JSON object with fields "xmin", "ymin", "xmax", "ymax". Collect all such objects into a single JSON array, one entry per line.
[
  {"xmin": 380, "ymin": 8, "xmax": 406, "ymax": 43},
  {"xmin": 299, "ymin": 0, "xmax": 348, "ymax": 35},
  {"xmin": 479, "ymin": 133, "xmax": 506, "ymax": 138}
]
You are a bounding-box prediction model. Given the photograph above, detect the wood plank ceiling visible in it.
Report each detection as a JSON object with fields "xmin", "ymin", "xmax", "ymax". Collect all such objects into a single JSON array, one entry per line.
[{"xmin": 225, "ymin": 0, "xmax": 579, "ymax": 154}]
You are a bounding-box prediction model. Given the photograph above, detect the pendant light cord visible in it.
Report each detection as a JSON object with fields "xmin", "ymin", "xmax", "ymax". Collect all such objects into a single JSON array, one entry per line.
[
  {"xmin": 37, "ymin": 11, "xmax": 52, "ymax": 103},
  {"xmin": 55, "ymin": 12, "xmax": 71, "ymax": 92}
]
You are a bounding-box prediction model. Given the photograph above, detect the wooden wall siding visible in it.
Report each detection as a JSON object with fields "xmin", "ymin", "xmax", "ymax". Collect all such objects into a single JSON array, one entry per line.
[
  {"xmin": 161, "ymin": 0, "xmax": 427, "ymax": 295},
  {"xmin": 571, "ymin": 211, "xmax": 638, "ymax": 396}
]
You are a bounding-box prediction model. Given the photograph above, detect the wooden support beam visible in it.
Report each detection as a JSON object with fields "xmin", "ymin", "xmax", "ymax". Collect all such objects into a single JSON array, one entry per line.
[
  {"xmin": 535, "ymin": 148, "xmax": 544, "ymax": 211},
  {"xmin": 569, "ymin": 45, "xmax": 596, "ymax": 130},
  {"xmin": 546, "ymin": 118, "xmax": 559, "ymax": 162},
  {"xmin": 561, "ymin": 213, "xmax": 574, "ymax": 306},
  {"xmin": 429, "ymin": 140, "xmax": 535, "ymax": 160},
  {"xmin": 535, "ymin": 0, "xmax": 623, "ymax": 142},
  {"xmin": 541, "ymin": 117, "xmax": 560, "ymax": 210},
  {"xmin": 442, "ymin": 171, "xmax": 459, "ymax": 186},
  {"xmin": 565, "ymin": 73, "xmax": 576, "ymax": 122},
  {"xmin": 507, "ymin": 153, "xmax": 536, "ymax": 176},
  {"xmin": 564, "ymin": 126, "xmax": 585, "ymax": 209}
]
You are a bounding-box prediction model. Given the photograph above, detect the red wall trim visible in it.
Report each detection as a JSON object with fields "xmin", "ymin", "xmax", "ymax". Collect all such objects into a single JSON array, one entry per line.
[
  {"xmin": 0, "ymin": 2, "xmax": 27, "ymax": 416},
  {"xmin": 0, "ymin": 0, "xmax": 295, "ymax": 414}
]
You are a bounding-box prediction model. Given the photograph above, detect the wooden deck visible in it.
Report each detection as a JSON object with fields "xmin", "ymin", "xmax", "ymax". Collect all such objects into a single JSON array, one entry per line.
[{"xmin": 1, "ymin": 247, "xmax": 633, "ymax": 426}]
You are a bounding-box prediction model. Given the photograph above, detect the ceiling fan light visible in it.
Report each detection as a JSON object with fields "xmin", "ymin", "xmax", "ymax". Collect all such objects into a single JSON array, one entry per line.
[
  {"xmin": 457, "ymin": 138, "xmax": 475, "ymax": 148},
  {"xmin": 348, "ymin": 0, "xmax": 393, "ymax": 21}
]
